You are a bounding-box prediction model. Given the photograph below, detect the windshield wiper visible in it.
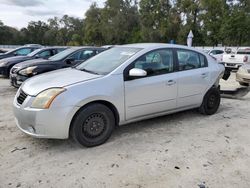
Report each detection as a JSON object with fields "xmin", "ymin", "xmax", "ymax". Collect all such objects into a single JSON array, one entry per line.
[{"xmin": 81, "ymin": 68, "xmax": 100, "ymax": 75}]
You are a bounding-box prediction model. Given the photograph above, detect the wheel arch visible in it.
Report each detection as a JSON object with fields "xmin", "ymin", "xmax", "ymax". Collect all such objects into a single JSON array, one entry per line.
[{"xmin": 69, "ymin": 100, "xmax": 120, "ymax": 137}]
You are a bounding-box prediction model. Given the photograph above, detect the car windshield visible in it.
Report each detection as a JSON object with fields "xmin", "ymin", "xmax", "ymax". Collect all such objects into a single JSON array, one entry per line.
[
  {"xmin": 49, "ymin": 48, "xmax": 77, "ymax": 61},
  {"xmin": 27, "ymin": 49, "xmax": 41, "ymax": 57},
  {"xmin": 5, "ymin": 47, "xmax": 22, "ymax": 54},
  {"xmin": 76, "ymin": 47, "xmax": 142, "ymax": 75}
]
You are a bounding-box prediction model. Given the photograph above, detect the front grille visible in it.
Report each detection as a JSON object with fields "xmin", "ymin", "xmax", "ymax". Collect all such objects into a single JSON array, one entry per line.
[
  {"xmin": 11, "ymin": 67, "xmax": 18, "ymax": 74},
  {"xmin": 17, "ymin": 90, "xmax": 28, "ymax": 105}
]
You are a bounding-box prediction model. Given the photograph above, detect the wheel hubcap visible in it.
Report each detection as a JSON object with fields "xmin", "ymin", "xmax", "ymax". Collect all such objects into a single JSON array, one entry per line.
[
  {"xmin": 83, "ymin": 113, "xmax": 106, "ymax": 138},
  {"xmin": 208, "ymin": 94, "xmax": 217, "ymax": 109}
]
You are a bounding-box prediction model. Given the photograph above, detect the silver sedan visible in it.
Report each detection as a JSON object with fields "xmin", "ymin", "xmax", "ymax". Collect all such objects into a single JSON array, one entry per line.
[{"xmin": 13, "ymin": 43, "xmax": 225, "ymax": 147}]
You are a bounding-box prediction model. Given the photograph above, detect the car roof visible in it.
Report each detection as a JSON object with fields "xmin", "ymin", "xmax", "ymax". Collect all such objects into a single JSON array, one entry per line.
[
  {"xmin": 39, "ymin": 47, "xmax": 67, "ymax": 50},
  {"xmin": 120, "ymin": 43, "xmax": 207, "ymax": 54},
  {"xmin": 67, "ymin": 46, "xmax": 106, "ymax": 50}
]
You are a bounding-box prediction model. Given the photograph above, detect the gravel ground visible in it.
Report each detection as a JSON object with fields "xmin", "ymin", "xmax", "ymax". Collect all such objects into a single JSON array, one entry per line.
[{"xmin": 0, "ymin": 74, "xmax": 250, "ymax": 188}]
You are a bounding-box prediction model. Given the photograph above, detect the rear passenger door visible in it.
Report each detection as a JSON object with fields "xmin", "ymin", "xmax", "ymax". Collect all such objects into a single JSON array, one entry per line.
[{"xmin": 176, "ymin": 49, "xmax": 210, "ymax": 108}]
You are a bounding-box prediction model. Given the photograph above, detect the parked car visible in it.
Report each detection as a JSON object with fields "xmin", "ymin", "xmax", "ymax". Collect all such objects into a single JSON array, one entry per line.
[
  {"xmin": 223, "ymin": 48, "xmax": 250, "ymax": 69},
  {"xmin": 236, "ymin": 64, "xmax": 250, "ymax": 86},
  {"xmin": 0, "ymin": 49, "xmax": 7, "ymax": 54},
  {"xmin": 13, "ymin": 43, "xmax": 225, "ymax": 147},
  {"xmin": 208, "ymin": 49, "xmax": 224, "ymax": 63},
  {"xmin": 0, "ymin": 47, "xmax": 66, "ymax": 78},
  {"xmin": 10, "ymin": 47, "xmax": 105, "ymax": 87},
  {"xmin": 0, "ymin": 45, "xmax": 41, "ymax": 60}
]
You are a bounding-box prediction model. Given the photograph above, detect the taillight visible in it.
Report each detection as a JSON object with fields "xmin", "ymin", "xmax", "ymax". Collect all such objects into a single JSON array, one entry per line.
[{"xmin": 243, "ymin": 56, "xmax": 248, "ymax": 63}]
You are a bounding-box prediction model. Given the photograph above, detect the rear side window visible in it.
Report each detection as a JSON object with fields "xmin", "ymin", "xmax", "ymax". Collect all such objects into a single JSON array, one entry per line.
[{"xmin": 177, "ymin": 49, "xmax": 207, "ymax": 71}]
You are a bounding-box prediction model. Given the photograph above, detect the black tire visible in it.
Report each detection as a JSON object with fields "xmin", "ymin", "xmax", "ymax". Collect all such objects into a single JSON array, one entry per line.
[
  {"xmin": 71, "ymin": 103, "xmax": 115, "ymax": 147},
  {"xmin": 199, "ymin": 87, "xmax": 221, "ymax": 115},
  {"xmin": 239, "ymin": 82, "xmax": 249, "ymax": 87}
]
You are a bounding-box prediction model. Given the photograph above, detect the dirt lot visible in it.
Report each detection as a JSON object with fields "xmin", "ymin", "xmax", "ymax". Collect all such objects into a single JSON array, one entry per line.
[{"xmin": 1, "ymin": 74, "xmax": 250, "ymax": 188}]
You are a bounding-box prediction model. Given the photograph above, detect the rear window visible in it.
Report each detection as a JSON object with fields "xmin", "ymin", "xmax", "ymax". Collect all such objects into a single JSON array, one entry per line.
[{"xmin": 237, "ymin": 50, "xmax": 250, "ymax": 55}]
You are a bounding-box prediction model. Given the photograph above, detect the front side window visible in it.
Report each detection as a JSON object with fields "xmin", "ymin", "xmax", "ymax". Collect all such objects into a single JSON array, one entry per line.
[
  {"xmin": 216, "ymin": 50, "xmax": 224, "ymax": 54},
  {"xmin": 133, "ymin": 49, "xmax": 174, "ymax": 76},
  {"xmin": 69, "ymin": 50, "xmax": 83, "ymax": 60},
  {"xmin": 177, "ymin": 50, "xmax": 207, "ymax": 71},
  {"xmin": 49, "ymin": 48, "xmax": 78, "ymax": 61},
  {"xmin": 38, "ymin": 50, "xmax": 51, "ymax": 58},
  {"xmin": 15, "ymin": 48, "xmax": 33, "ymax": 55},
  {"xmin": 80, "ymin": 50, "xmax": 96, "ymax": 60}
]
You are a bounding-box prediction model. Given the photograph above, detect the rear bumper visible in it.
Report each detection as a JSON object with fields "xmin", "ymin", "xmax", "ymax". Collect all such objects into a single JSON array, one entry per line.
[
  {"xmin": 0, "ymin": 66, "xmax": 8, "ymax": 76},
  {"xmin": 224, "ymin": 62, "xmax": 243, "ymax": 69},
  {"xmin": 236, "ymin": 72, "xmax": 250, "ymax": 83}
]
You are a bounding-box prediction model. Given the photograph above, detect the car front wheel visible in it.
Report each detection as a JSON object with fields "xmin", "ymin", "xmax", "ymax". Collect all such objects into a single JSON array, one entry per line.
[
  {"xmin": 199, "ymin": 87, "xmax": 221, "ymax": 115},
  {"xmin": 71, "ymin": 103, "xmax": 115, "ymax": 147}
]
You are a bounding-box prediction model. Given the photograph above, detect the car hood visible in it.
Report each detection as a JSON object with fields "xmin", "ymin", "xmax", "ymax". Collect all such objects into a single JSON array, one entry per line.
[
  {"xmin": 13, "ymin": 58, "xmax": 51, "ymax": 69},
  {"xmin": 22, "ymin": 68, "xmax": 102, "ymax": 96},
  {"xmin": 0, "ymin": 56, "xmax": 32, "ymax": 65}
]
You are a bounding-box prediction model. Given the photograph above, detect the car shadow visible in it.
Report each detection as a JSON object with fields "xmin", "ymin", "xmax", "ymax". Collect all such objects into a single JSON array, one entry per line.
[{"xmin": 221, "ymin": 86, "xmax": 250, "ymax": 99}]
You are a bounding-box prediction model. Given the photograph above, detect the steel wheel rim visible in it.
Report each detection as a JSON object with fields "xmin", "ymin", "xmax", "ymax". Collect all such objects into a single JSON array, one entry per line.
[
  {"xmin": 208, "ymin": 94, "xmax": 217, "ymax": 109},
  {"xmin": 82, "ymin": 113, "xmax": 107, "ymax": 138}
]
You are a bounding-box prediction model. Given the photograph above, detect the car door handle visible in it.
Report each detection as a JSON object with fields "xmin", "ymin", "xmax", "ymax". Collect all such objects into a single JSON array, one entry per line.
[
  {"xmin": 167, "ymin": 80, "xmax": 176, "ymax": 86},
  {"xmin": 201, "ymin": 73, "xmax": 208, "ymax": 78}
]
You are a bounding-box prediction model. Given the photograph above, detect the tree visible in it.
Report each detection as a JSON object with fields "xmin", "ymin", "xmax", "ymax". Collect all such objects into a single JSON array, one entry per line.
[
  {"xmin": 101, "ymin": 0, "xmax": 140, "ymax": 44},
  {"xmin": 140, "ymin": 0, "xmax": 175, "ymax": 42},
  {"xmin": 83, "ymin": 3, "xmax": 104, "ymax": 45}
]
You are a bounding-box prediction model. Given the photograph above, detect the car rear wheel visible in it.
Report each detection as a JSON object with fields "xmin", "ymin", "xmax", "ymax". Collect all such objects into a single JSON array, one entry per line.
[
  {"xmin": 239, "ymin": 82, "xmax": 249, "ymax": 87},
  {"xmin": 71, "ymin": 103, "xmax": 115, "ymax": 147},
  {"xmin": 199, "ymin": 87, "xmax": 221, "ymax": 115}
]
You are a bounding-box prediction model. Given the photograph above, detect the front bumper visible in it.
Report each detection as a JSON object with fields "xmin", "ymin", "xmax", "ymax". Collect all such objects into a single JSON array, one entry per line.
[
  {"xmin": 13, "ymin": 90, "xmax": 80, "ymax": 139},
  {"xmin": 0, "ymin": 66, "xmax": 8, "ymax": 76},
  {"xmin": 236, "ymin": 72, "xmax": 250, "ymax": 83},
  {"xmin": 10, "ymin": 73, "xmax": 28, "ymax": 88}
]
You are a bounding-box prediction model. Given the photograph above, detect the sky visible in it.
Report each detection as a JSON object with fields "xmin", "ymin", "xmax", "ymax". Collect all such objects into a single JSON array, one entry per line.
[{"xmin": 0, "ymin": 0, "xmax": 106, "ymax": 29}]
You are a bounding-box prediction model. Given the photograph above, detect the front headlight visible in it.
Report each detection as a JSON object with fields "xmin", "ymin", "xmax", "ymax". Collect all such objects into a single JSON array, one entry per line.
[
  {"xmin": 238, "ymin": 67, "xmax": 248, "ymax": 73},
  {"xmin": 31, "ymin": 88, "xmax": 66, "ymax": 109},
  {"xmin": 0, "ymin": 61, "xmax": 7, "ymax": 67},
  {"xmin": 19, "ymin": 66, "xmax": 37, "ymax": 76}
]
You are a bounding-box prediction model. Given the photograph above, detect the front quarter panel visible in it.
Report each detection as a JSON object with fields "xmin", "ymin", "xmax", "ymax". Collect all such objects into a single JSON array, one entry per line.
[{"xmin": 50, "ymin": 73, "xmax": 125, "ymax": 123}]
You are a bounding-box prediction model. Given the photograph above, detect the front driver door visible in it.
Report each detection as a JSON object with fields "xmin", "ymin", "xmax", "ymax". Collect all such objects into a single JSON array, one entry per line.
[{"xmin": 124, "ymin": 49, "xmax": 178, "ymax": 120}]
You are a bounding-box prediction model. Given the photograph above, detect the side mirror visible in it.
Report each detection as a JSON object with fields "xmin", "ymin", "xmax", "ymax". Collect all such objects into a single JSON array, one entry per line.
[
  {"xmin": 35, "ymin": 54, "xmax": 40, "ymax": 59},
  {"xmin": 66, "ymin": 58, "xmax": 74, "ymax": 64},
  {"xmin": 129, "ymin": 68, "xmax": 147, "ymax": 77}
]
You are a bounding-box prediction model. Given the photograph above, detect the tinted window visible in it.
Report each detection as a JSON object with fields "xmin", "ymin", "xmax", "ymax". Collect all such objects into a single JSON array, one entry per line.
[
  {"xmin": 80, "ymin": 50, "xmax": 96, "ymax": 60},
  {"xmin": 38, "ymin": 50, "xmax": 51, "ymax": 58},
  {"xmin": 216, "ymin": 50, "xmax": 224, "ymax": 54},
  {"xmin": 69, "ymin": 50, "xmax": 95, "ymax": 61},
  {"xmin": 15, "ymin": 48, "xmax": 33, "ymax": 55},
  {"xmin": 49, "ymin": 48, "xmax": 79, "ymax": 61},
  {"xmin": 69, "ymin": 50, "xmax": 83, "ymax": 60},
  {"xmin": 133, "ymin": 49, "xmax": 174, "ymax": 76},
  {"xmin": 209, "ymin": 50, "xmax": 216, "ymax": 55},
  {"xmin": 177, "ymin": 50, "xmax": 207, "ymax": 71}
]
